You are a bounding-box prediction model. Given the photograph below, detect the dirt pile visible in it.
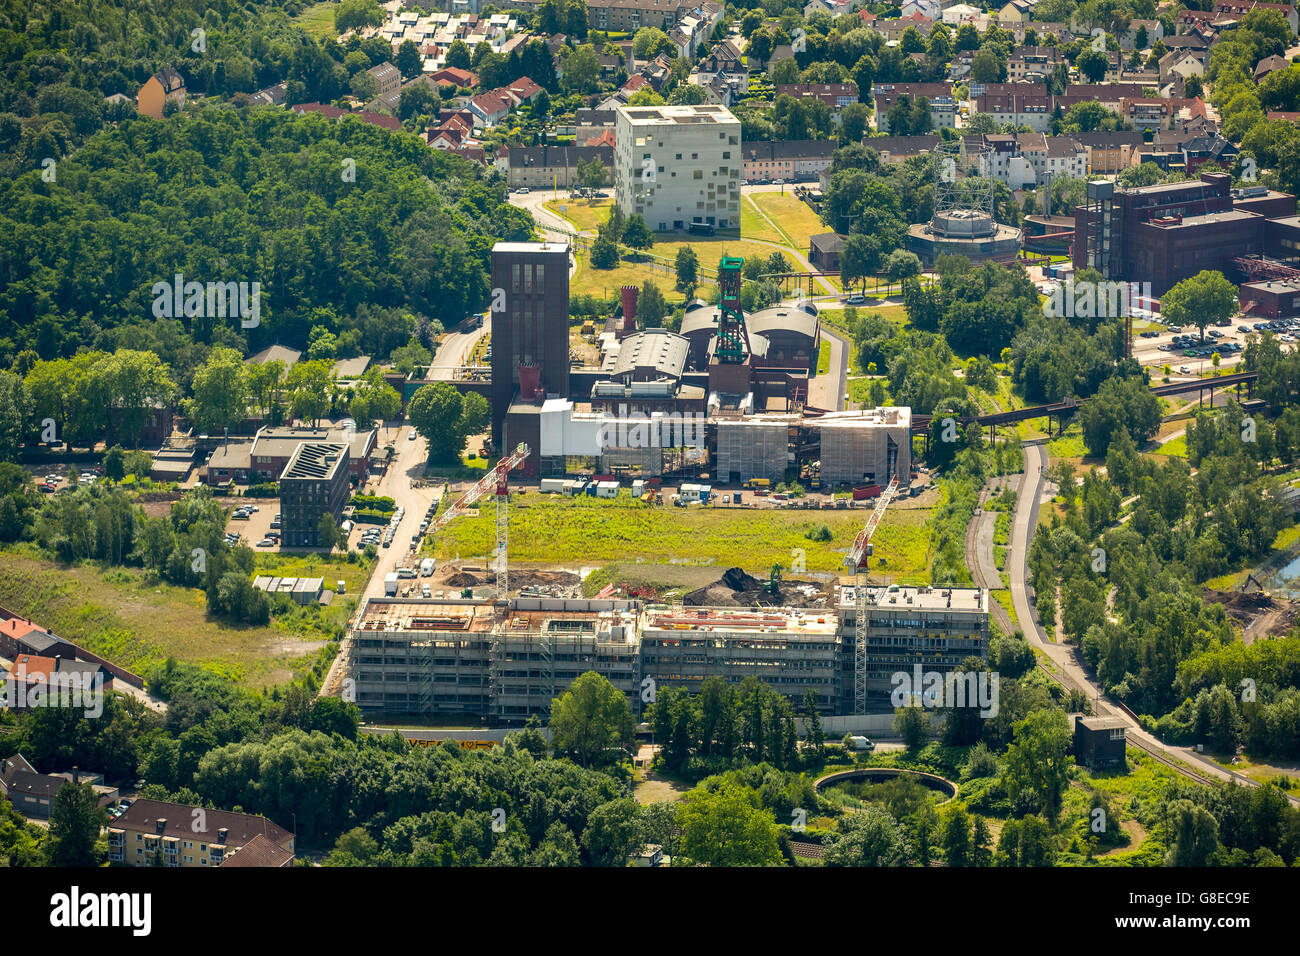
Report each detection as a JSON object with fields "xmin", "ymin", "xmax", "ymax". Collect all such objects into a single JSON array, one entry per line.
[
  {"xmin": 683, "ymin": 566, "xmax": 826, "ymax": 607},
  {"xmin": 1203, "ymin": 588, "xmax": 1299, "ymax": 640}
]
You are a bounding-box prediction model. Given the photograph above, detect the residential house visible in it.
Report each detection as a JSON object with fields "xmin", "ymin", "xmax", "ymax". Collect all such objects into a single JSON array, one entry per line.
[
  {"xmin": 698, "ymin": 38, "xmax": 744, "ymax": 73},
  {"xmin": 900, "ymin": 0, "xmax": 941, "ymax": 20},
  {"xmin": 291, "ymin": 103, "xmax": 401, "ymax": 131},
  {"xmin": 249, "ymin": 82, "xmax": 288, "ymax": 107},
  {"xmin": 741, "ymin": 139, "xmax": 837, "ymax": 182},
  {"xmin": 0, "ymin": 756, "xmax": 118, "ymax": 820},
  {"xmin": 137, "ymin": 67, "xmax": 186, "ymax": 119},
  {"xmin": 1213, "ymin": 0, "xmax": 1299, "ymax": 33},
  {"xmin": 1119, "ymin": 19, "xmax": 1164, "ymax": 49},
  {"xmin": 998, "ymin": 0, "xmax": 1035, "ymax": 26},
  {"xmin": 872, "ymin": 82, "xmax": 956, "ymax": 132},
  {"xmin": 1159, "ymin": 49, "xmax": 1209, "ymax": 83},
  {"xmin": 468, "ymin": 91, "xmax": 512, "ymax": 128},
  {"xmin": 587, "ymin": 0, "xmax": 682, "ymax": 33},
  {"xmin": 1007, "ymin": 45, "xmax": 1065, "ymax": 82},
  {"xmin": 1065, "ymin": 130, "xmax": 1144, "ymax": 173},
  {"xmin": 367, "ymin": 62, "xmax": 403, "ymax": 97},
  {"xmin": 1255, "ymin": 53, "xmax": 1291, "ymax": 82},
  {"xmin": 108, "ymin": 798, "xmax": 295, "ymax": 867},
  {"xmin": 943, "ymin": 3, "xmax": 984, "ymax": 25},
  {"xmin": 424, "ymin": 67, "xmax": 480, "ymax": 88},
  {"xmin": 972, "ymin": 84, "xmax": 1052, "ymax": 132},
  {"xmin": 1182, "ymin": 133, "xmax": 1239, "ymax": 172},
  {"xmin": 804, "ymin": 0, "xmax": 855, "ymax": 15},
  {"xmin": 496, "ymin": 144, "xmax": 615, "ymax": 189},
  {"xmin": 877, "ymin": 14, "xmax": 934, "ymax": 41},
  {"xmin": 775, "ymin": 82, "xmax": 859, "ymax": 110}
]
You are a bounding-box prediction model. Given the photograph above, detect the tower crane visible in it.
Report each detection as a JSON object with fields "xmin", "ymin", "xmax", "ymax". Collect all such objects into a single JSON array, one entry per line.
[
  {"xmin": 843, "ymin": 475, "xmax": 900, "ymax": 715},
  {"xmin": 428, "ymin": 442, "xmax": 530, "ymax": 604}
]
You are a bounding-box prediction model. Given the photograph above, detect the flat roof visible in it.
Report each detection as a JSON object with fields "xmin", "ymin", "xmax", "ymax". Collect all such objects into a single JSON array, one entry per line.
[
  {"xmin": 642, "ymin": 606, "xmax": 838, "ymax": 635},
  {"xmin": 355, "ymin": 597, "xmax": 639, "ymax": 635},
  {"xmin": 841, "ymin": 585, "xmax": 986, "ymax": 612},
  {"xmin": 617, "ymin": 103, "xmax": 738, "ymax": 125},
  {"xmin": 280, "ymin": 442, "xmax": 348, "ymax": 481},
  {"xmin": 492, "ymin": 241, "xmax": 569, "ymax": 254}
]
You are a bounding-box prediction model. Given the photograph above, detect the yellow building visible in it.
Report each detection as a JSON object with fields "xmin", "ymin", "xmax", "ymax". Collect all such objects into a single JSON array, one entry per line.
[
  {"xmin": 108, "ymin": 798, "xmax": 294, "ymax": 867},
  {"xmin": 136, "ymin": 68, "xmax": 186, "ymax": 120}
]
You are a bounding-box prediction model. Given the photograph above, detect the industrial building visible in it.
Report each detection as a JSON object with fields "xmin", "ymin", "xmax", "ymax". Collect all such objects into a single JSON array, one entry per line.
[
  {"xmin": 491, "ymin": 241, "xmax": 572, "ymax": 450},
  {"xmin": 278, "ymin": 441, "xmax": 350, "ymax": 548},
  {"xmin": 348, "ymin": 585, "xmax": 988, "ymax": 722},
  {"xmin": 1073, "ymin": 172, "xmax": 1299, "ymax": 295},
  {"xmin": 614, "ymin": 103, "xmax": 741, "ymax": 232}
]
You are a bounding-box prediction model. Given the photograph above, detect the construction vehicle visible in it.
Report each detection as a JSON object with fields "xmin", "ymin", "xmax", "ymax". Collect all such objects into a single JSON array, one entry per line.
[
  {"xmin": 427, "ymin": 442, "xmax": 530, "ymax": 603},
  {"xmin": 843, "ymin": 475, "xmax": 901, "ymax": 714},
  {"xmin": 768, "ymin": 564, "xmax": 783, "ymax": 595},
  {"xmin": 744, "ymin": 478, "xmax": 770, "ymax": 490}
]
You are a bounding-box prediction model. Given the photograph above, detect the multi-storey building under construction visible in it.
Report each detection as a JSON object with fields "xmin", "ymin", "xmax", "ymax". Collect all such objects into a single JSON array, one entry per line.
[{"xmin": 348, "ymin": 586, "xmax": 989, "ymax": 722}]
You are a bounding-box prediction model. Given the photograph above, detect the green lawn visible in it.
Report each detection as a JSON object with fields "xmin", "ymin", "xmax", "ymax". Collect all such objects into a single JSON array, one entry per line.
[
  {"xmin": 750, "ymin": 191, "xmax": 828, "ymax": 252},
  {"xmin": 0, "ymin": 551, "xmax": 340, "ymax": 688},
  {"xmin": 294, "ymin": 1, "xmax": 338, "ymax": 39},
  {"xmin": 740, "ymin": 195, "xmax": 784, "ymax": 244},
  {"xmin": 432, "ymin": 490, "xmax": 933, "ymax": 579},
  {"xmin": 545, "ymin": 197, "xmax": 612, "ymax": 233},
  {"xmin": 570, "ymin": 249, "xmax": 693, "ymax": 302},
  {"xmin": 817, "ymin": 339, "xmax": 831, "ymax": 375}
]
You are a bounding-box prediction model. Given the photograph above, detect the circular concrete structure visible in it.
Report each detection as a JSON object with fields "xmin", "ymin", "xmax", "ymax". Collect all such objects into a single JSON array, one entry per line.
[
  {"xmin": 932, "ymin": 208, "xmax": 997, "ymax": 239},
  {"xmin": 815, "ymin": 766, "xmax": 959, "ymax": 804},
  {"xmin": 907, "ymin": 221, "xmax": 1022, "ymax": 266}
]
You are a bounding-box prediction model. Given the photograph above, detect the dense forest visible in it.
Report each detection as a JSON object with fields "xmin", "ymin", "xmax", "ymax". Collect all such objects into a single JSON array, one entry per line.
[{"xmin": 0, "ymin": 105, "xmax": 532, "ymax": 370}]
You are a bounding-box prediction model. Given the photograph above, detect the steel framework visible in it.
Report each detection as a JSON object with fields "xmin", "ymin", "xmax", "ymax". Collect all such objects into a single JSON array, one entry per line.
[{"xmin": 844, "ymin": 476, "xmax": 900, "ymax": 714}]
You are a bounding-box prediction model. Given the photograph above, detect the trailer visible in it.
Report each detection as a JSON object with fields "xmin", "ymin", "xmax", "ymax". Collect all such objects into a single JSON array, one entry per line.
[
  {"xmin": 384, "ymin": 572, "xmax": 399, "ymax": 596},
  {"xmin": 852, "ymin": 484, "xmax": 882, "ymax": 501},
  {"xmin": 420, "ymin": 558, "xmax": 435, "ymax": 577},
  {"xmin": 539, "ymin": 478, "xmax": 566, "ymax": 494}
]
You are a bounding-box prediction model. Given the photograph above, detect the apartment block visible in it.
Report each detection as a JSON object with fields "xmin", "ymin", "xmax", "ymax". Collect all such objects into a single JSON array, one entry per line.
[
  {"xmin": 871, "ymin": 83, "xmax": 957, "ymax": 133},
  {"xmin": 615, "ymin": 104, "xmax": 741, "ymax": 232},
  {"xmin": 278, "ymin": 441, "xmax": 350, "ymax": 548},
  {"xmin": 108, "ymin": 799, "xmax": 294, "ymax": 868}
]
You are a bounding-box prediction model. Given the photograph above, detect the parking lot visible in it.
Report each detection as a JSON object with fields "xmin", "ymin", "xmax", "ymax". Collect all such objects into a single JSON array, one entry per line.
[{"xmin": 1129, "ymin": 316, "xmax": 1257, "ymax": 376}]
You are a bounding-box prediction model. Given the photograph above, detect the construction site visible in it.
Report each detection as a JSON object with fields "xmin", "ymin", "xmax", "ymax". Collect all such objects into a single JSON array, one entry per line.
[{"xmin": 348, "ymin": 472, "xmax": 990, "ymax": 723}]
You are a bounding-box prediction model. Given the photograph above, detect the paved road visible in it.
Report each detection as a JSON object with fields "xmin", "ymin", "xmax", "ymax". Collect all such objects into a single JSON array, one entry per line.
[
  {"xmin": 319, "ymin": 424, "xmax": 451, "ymax": 698},
  {"xmin": 965, "ymin": 478, "xmax": 1013, "ymax": 637},
  {"xmin": 812, "ymin": 324, "xmax": 848, "ymax": 411},
  {"xmin": 1005, "ymin": 440, "xmax": 1298, "ymax": 801}
]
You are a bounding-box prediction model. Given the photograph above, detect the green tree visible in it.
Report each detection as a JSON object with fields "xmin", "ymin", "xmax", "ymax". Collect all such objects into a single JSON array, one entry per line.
[
  {"xmin": 407, "ymin": 382, "xmax": 465, "ymax": 463},
  {"xmin": 895, "ymin": 706, "xmax": 930, "ymax": 750},
  {"xmin": 548, "ymin": 671, "xmax": 635, "ymax": 766},
  {"xmin": 561, "ymin": 45, "xmax": 601, "ymax": 94},
  {"xmin": 638, "ymin": 281, "xmax": 668, "ymax": 327},
  {"xmin": 675, "ymin": 246, "xmax": 699, "ymax": 291},
  {"xmin": 1001, "ymin": 709, "xmax": 1072, "ymax": 821},
  {"xmin": 457, "ymin": 391, "xmax": 490, "ymax": 440},
  {"xmin": 581, "ymin": 797, "xmax": 641, "ymax": 865},
  {"xmin": 622, "ymin": 214, "xmax": 654, "ymax": 253},
  {"xmin": 48, "ymin": 781, "xmax": 105, "ymax": 866},
  {"xmin": 1161, "ymin": 270, "xmax": 1238, "ymax": 343},
  {"xmin": 185, "ymin": 347, "xmax": 249, "ymax": 436},
  {"xmin": 287, "ymin": 360, "xmax": 333, "ymax": 427},
  {"xmin": 1166, "ymin": 799, "xmax": 1220, "ymax": 866},
  {"xmin": 678, "ymin": 782, "xmax": 783, "ymax": 866}
]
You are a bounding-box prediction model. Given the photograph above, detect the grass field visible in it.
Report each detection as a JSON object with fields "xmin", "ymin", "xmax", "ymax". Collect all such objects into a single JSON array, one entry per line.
[
  {"xmin": 545, "ymin": 197, "xmax": 612, "ymax": 233},
  {"xmin": 749, "ymin": 191, "xmax": 828, "ymax": 251},
  {"xmin": 740, "ymin": 195, "xmax": 784, "ymax": 244},
  {"xmin": 817, "ymin": 339, "xmax": 831, "ymax": 375},
  {"xmin": 294, "ymin": 1, "xmax": 338, "ymax": 39},
  {"xmin": 432, "ymin": 491, "xmax": 933, "ymax": 579},
  {"xmin": 0, "ymin": 551, "xmax": 339, "ymax": 688},
  {"xmin": 570, "ymin": 250, "xmax": 691, "ymax": 302}
]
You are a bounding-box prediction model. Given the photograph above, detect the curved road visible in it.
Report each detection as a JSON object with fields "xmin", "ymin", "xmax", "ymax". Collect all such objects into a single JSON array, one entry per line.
[{"xmin": 1005, "ymin": 441, "xmax": 1298, "ymax": 803}]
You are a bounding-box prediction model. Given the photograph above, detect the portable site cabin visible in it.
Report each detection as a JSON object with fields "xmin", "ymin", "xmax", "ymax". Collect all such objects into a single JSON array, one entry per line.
[
  {"xmin": 539, "ymin": 478, "xmax": 566, "ymax": 494},
  {"xmin": 596, "ymin": 480, "xmax": 620, "ymax": 498}
]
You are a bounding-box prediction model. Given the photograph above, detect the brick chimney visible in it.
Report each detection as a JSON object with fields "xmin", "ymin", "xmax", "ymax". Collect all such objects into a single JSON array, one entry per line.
[{"xmin": 620, "ymin": 285, "xmax": 638, "ymax": 338}]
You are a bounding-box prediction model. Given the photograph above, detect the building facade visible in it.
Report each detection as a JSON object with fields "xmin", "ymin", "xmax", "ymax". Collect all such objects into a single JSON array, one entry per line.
[
  {"xmin": 278, "ymin": 442, "xmax": 350, "ymax": 549},
  {"xmin": 108, "ymin": 799, "xmax": 295, "ymax": 867},
  {"xmin": 615, "ymin": 104, "xmax": 742, "ymax": 232},
  {"xmin": 491, "ymin": 242, "xmax": 572, "ymax": 449}
]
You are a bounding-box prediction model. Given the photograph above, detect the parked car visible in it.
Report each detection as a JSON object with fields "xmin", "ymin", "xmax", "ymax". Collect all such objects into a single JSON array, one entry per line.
[{"xmin": 1179, "ymin": 365, "xmax": 1191, "ymax": 374}]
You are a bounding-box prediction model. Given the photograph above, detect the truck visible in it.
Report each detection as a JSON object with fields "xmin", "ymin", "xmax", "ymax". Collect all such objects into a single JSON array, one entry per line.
[
  {"xmin": 420, "ymin": 558, "xmax": 436, "ymax": 577},
  {"xmin": 743, "ymin": 478, "xmax": 770, "ymax": 490},
  {"xmin": 852, "ymin": 484, "xmax": 882, "ymax": 501},
  {"xmin": 384, "ymin": 572, "xmax": 399, "ymax": 596}
]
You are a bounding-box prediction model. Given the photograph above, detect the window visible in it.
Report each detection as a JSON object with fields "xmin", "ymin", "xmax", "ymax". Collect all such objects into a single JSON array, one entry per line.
[
  {"xmin": 511, "ymin": 263, "xmax": 520, "ymax": 293},
  {"xmin": 693, "ymin": 169, "xmax": 703, "ymax": 179}
]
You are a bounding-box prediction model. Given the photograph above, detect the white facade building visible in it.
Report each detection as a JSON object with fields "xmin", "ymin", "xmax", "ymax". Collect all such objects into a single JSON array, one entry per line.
[{"xmin": 615, "ymin": 104, "xmax": 742, "ymax": 232}]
